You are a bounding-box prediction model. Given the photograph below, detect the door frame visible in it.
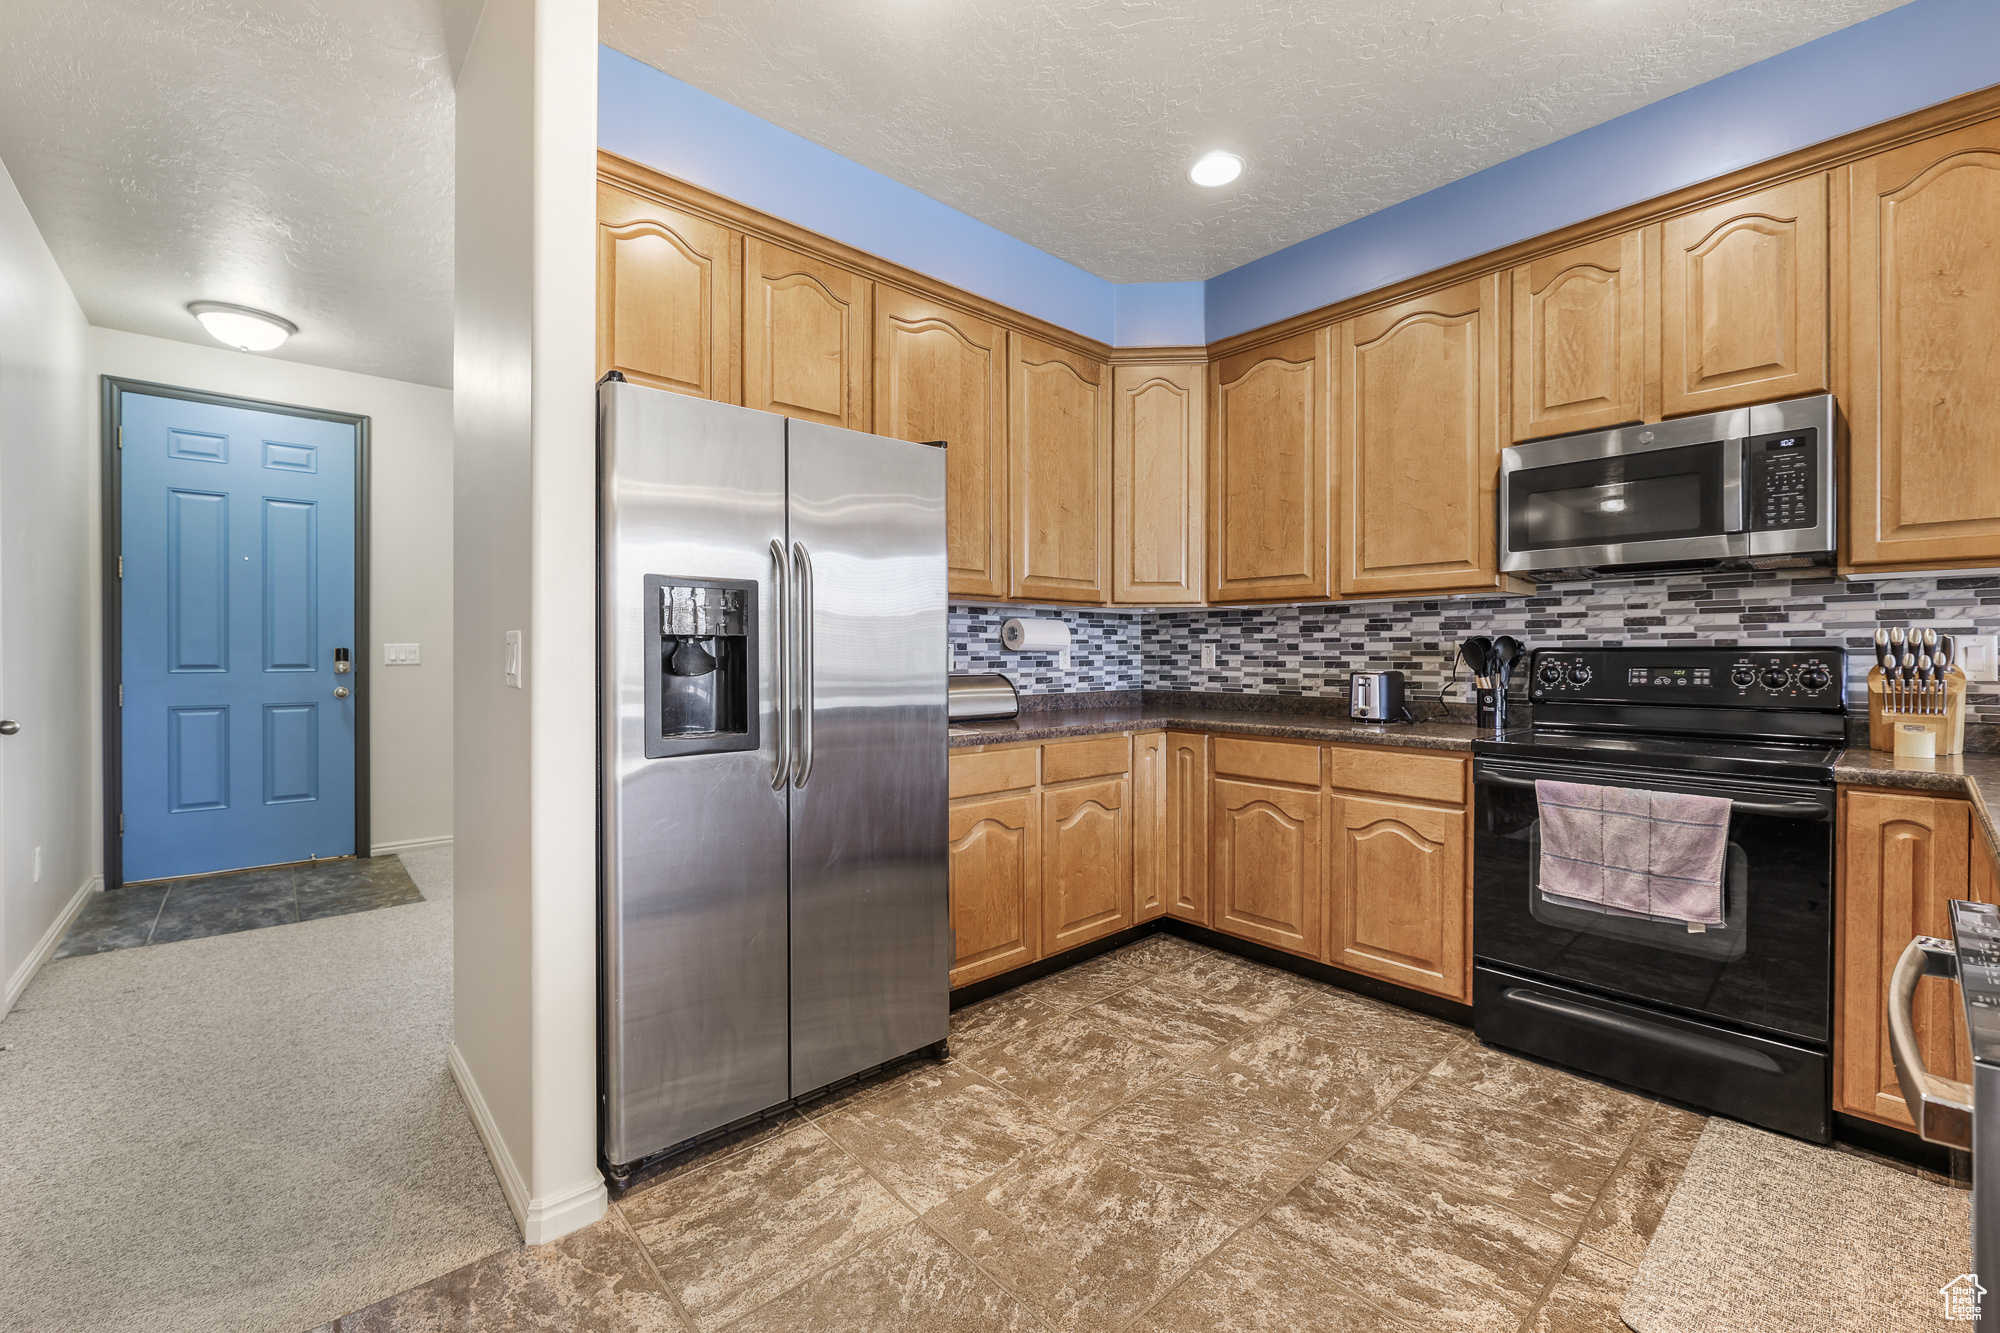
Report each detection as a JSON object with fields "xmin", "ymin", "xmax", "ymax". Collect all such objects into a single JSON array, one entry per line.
[{"xmin": 100, "ymin": 376, "xmax": 372, "ymax": 890}]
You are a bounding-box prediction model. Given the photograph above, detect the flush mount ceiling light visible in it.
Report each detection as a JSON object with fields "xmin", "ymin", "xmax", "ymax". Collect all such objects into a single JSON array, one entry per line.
[
  {"xmin": 1188, "ymin": 150, "xmax": 1245, "ymax": 188},
  {"xmin": 187, "ymin": 301, "xmax": 297, "ymax": 352}
]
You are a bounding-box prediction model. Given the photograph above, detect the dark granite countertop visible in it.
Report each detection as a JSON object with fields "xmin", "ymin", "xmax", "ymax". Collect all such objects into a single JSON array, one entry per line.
[
  {"xmin": 1833, "ymin": 748, "xmax": 2000, "ymax": 853},
  {"xmin": 948, "ymin": 691, "xmax": 1490, "ymax": 753}
]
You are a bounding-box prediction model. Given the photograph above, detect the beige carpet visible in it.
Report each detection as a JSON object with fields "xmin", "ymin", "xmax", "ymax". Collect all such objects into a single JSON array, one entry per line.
[
  {"xmin": 1622, "ymin": 1116, "xmax": 1972, "ymax": 1332},
  {"xmin": 0, "ymin": 848, "xmax": 518, "ymax": 1333}
]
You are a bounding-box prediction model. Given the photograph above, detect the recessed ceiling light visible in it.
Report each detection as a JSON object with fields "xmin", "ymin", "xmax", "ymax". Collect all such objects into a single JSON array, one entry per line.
[
  {"xmin": 1188, "ymin": 151, "xmax": 1245, "ymax": 188},
  {"xmin": 187, "ymin": 301, "xmax": 297, "ymax": 352}
]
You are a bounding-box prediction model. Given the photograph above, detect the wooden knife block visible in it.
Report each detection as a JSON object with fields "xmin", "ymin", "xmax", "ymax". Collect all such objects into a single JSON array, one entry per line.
[{"xmin": 1868, "ymin": 666, "xmax": 1967, "ymax": 755}]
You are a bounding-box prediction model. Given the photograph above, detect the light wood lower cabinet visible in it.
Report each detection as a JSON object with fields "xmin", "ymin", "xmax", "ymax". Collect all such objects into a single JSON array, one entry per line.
[
  {"xmin": 1043, "ymin": 776, "xmax": 1133, "ymax": 953},
  {"xmin": 1210, "ymin": 739, "xmax": 1324, "ymax": 959},
  {"xmin": 948, "ymin": 791, "xmax": 1041, "ymax": 988},
  {"xmin": 1836, "ymin": 788, "xmax": 1981, "ymax": 1130},
  {"xmin": 1326, "ymin": 794, "xmax": 1469, "ymax": 1001},
  {"xmin": 1132, "ymin": 732, "xmax": 1167, "ymax": 922},
  {"xmin": 1164, "ymin": 732, "xmax": 1210, "ymax": 925}
]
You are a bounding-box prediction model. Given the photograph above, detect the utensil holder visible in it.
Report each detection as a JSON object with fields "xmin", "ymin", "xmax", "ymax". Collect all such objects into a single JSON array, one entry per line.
[
  {"xmin": 1476, "ymin": 687, "xmax": 1508, "ymax": 731},
  {"xmin": 1868, "ymin": 666, "xmax": 1967, "ymax": 756}
]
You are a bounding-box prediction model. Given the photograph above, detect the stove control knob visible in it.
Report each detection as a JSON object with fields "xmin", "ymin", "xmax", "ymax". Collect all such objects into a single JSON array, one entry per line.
[
  {"xmin": 1798, "ymin": 666, "xmax": 1831, "ymax": 693},
  {"xmin": 1537, "ymin": 660, "xmax": 1566, "ymax": 688},
  {"xmin": 1731, "ymin": 666, "xmax": 1757, "ymax": 689},
  {"xmin": 1567, "ymin": 663, "xmax": 1593, "ymax": 687},
  {"xmin": 1761, "ymin": 666, "xmax": 1792, "ymax": 690}
]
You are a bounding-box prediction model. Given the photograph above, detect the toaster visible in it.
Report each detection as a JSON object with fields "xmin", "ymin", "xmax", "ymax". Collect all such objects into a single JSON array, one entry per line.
[{"xmin": 1349, "ymin": 670, "xmax": 1406, "ymax": 722}]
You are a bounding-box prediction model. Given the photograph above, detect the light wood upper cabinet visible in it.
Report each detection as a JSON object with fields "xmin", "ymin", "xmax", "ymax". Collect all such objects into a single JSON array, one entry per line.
[
  {"xmin": 874, "ymin": 289, "xmax": 1009, "ymax": 600},
  {"xmin": 1336, "ymin": 274, "xmax": 1508, "ymax": 598},
  {"xmin": 1042, "ymin": 775, "xmax": 1133, "ymax": 953},
  {"xmin": 742, "ymin": 239, "xmax": 869, "ymax": 429},
  {"xmin": 1208, "ymin": 329, "xmax": 1331, "ymax": 603},
  {"xmin": 1660, "ymin": 175, "xmax": 1828, "ymax": 417},
  {"xmin": 1843, "ymin": 121, "xmax": 2000, "ymax": 572},
  {"xmin": 1112, "ymin": 363, "xmax": 1204, "ymax": 605},
  {"xmin": 1512, "ymin": 230, "xmax": 1647, "ymax": 441},
  {"xmin": 948, "ymin": 790, "xmax": 1041, "ymax": 989},
  {"xmin": 597, "ymin": 182, "xmax": 741, "ymax": 402},
  {"xmin": 1836, "ymin": 788, "xmax": 1972, "ymax": 1130},
  {"xmin": 1132, "ymin": 732, "xmax": 1167, "ymax": 923},
  {"xmin": 1010, "ymin": 334, "xmax": 1112, "ymax": 604},
  {"xmin": 1165, "ymin": 732, "xmax": 1210, "ymax": 926},
  {"xmin": 1326, "ymin": 793, "xmax": 1468, "ymax": 1001}
]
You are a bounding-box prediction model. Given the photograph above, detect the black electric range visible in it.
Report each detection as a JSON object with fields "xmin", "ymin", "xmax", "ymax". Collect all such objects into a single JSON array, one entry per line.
[{"xmin": 1471, "ymin": 645, "xmax": 1846, "ymax": 1142}]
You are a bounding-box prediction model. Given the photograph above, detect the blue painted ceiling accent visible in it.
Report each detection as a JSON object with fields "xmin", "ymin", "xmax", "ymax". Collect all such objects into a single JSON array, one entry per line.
[{"xmin": 601, "ymin": 0, "xmax": 1998, "ymax": 350}]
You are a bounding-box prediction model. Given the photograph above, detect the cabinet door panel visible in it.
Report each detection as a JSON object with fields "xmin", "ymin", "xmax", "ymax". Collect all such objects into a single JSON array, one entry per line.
[
  {"xmin": 743, "ymin": 239, "xmax": 869, "ymax": 429},
  {"xmin": 1512, "ymin": 230, "xmax": 1645, "ymax": 441},
  {"xmin": 596, "ymin": 182, "xmax": 740, "ymax": 402},
  {"xmin": 1661, "ymin": 175, "xmax": 1828, "ymax": 416},
  {"xmin": 1836, "ymin": 789, "xmax": 1971, "ymax": 1129},
  {"xmin": 1844, "ymin": 123, "xmax": 2000, "ymax": 571},
  {"xmin": 875, "ymin": 290, "xmax": 1008, "ymax": 600},
  {"xmin": 1113, "ymin": 363, "xmax": 1204, "ymax": 605},
  {"xmin": 1208, "ymin": 329, "xmax": 1330, "ymax": 602},
  {"xmin": 1212, "ymin": 777, "xmax": 1321, "ymax": 958},
  {"xmin": 1043, "ymin": 777, "xmax": 1133, "ymax": 952},
  {"xmin": 1166, "ymin": 732, "xmax": 1210, "ymax": 925},
  {"xmin": 949, "ymin": 793, "xmax": 1041, "ymax": 988},
  {"xmin": 1337, "ymin": 274, "xmax": 1504, "ymax": 597},
  {"xmin": 1133, "ymin": 732, "xmax": 1167, "ymax": 922},
  {"xmin": 1011, "ymin": 335, "xmax": 1111, "ymax": 603},
  {"xmin": 1327, "ymin": 796, "xmax": 1468, "ymax": 1000}
]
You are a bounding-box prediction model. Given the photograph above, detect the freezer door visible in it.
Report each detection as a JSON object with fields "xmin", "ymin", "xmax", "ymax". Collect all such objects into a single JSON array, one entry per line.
[
  {"xmin": 785, "ymin": 419, "xmax": 950, "ymax": 1094},
  {"xmin": 600, "ymin": 382, "xmax": 792, "ymax": 1168}
]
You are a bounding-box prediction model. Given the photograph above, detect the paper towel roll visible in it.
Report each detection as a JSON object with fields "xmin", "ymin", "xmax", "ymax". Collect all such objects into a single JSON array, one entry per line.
[{"xmin": 1001, "ymin": 617, "xmax": 1071, "ymax": 652}]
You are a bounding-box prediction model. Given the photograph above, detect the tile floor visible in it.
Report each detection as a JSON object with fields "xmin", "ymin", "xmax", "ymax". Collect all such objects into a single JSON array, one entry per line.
[
  {"xmin": 326, "ymin": 933, "xmax": 1710, "ymax": 1332},
  {"xmin": 55, "ymin": 856, "xmax": 424, "ymax": 957}
]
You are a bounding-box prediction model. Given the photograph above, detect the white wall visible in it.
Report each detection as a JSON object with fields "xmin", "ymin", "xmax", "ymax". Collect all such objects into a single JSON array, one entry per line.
[
  {"xmin": 0, "ymin": 159, "xmax": 94, "ymax": 1015},
  {"xmin": 451, "ymin": 0, "xmax": 604, "ymax": 1244},
  {"xmin": 88, "ymin": 327, "xmax": 455, "ymax": 856}
]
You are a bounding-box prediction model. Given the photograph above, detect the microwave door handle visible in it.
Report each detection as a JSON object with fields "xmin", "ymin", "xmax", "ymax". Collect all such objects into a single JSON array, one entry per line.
[
  {"xmin": 1722, "ymin": 439, "xmax": 1747, "ymax": 534},
  {"xmin": 1888, "ymin": 934, "xmax": 1973, "ymax": 1149}
]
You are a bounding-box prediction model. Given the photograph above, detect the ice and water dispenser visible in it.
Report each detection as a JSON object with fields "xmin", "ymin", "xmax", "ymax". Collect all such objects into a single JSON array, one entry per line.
[{"xmin": 642, "ymin": 574, "xmax": 759, "ymax": 758}]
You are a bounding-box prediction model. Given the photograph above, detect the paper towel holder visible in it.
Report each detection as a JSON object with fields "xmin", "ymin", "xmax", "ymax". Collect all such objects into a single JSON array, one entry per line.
[{"xmin": 1000, "ymin": 617, "xmax": 1071, "ymax": 669}]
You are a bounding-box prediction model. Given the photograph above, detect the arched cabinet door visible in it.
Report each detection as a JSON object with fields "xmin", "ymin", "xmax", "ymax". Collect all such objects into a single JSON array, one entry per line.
[
  {"xmin": 1207, "ymin": 328, "xmax": 1330, "ymax": 603},
  {"xmin": 1326, "ymin": 795, "xmax": 1467, "ymax": 1001},
  {"xmin": 1660, "ymin": 174, "xmax": 1828, "ymax": 417},
  {"xmin": 743, "ymin": 238, "xmax": 870, "ymax": 429},
  {"xmin": 1041, "ymin": 776, "xmax": 1133, "ymax": 953},
  {"xmin": 1010, "ymin": 334, "xmax": 1111, "ymax": 604},
  {"xmin": 596, "ymin": 181, "xmax": 741, "ymax": 402},
  {"xmin": 1113, "ymin": 362, "xmax": 1204, "ymax": 605},
  {"xmin": 1511, "ymin": 229, "xmax": 1646, "ymax": 442},
  {"xmin": 948, "ymin": 791, "xmax": 1041, "ymax": 989},
  {"xmin": 1211, "ymin": 770, "xmax": 1322, "ymax": 959}
]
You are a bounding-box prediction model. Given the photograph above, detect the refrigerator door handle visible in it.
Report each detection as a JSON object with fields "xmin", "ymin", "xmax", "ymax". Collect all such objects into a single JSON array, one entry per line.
[
  {"xmin": 769, "ymin": 539, "xmax": 790, "ymax": 790},
  {"xmin": 792, "ymin": 540, "xmax": 815, "ymax": 788},
  {"xmin": 1888, "ymin": 933, "xmax": 1974, "ymax": 1149}
]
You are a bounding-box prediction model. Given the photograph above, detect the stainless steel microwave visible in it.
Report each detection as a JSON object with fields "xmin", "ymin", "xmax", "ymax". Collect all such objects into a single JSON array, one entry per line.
[{"xmin": 1498, "ymin": 394, "xmax": 1836, "ymax": 581}]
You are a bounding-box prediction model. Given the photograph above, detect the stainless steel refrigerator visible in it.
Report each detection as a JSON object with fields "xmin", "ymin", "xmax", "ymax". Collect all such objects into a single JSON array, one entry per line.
[{"xmin": 598, "ymin": 379, "xmax": 949, "ymax": 1178}]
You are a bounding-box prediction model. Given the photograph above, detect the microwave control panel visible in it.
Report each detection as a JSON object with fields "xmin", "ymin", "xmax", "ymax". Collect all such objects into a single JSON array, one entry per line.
[{"xmin": 1744, "ymin": 429, "xmax": 1819, "ymax": 532}]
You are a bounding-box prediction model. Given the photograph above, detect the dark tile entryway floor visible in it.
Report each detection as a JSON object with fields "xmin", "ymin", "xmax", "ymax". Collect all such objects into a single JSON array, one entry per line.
[
  {"xmin": 322, "ymin": 934, "xmax": 1712, "ymax": 1333},
  {"xmin": 55, "ymin": 856, "xmax": 424, "ymax": 957}
]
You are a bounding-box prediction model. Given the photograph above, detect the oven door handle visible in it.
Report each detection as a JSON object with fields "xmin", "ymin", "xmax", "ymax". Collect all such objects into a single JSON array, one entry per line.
[
  {"xmin": 1888, "ymin": 933, "xmax": 1974, "ymax": 1151},
  {"xmin": 1475, "ymin": 769, "xmax": 1828, "ymax": 818}
]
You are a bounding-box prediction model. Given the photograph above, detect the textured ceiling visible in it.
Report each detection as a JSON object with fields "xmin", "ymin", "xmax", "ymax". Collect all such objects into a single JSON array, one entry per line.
[
  {"xmin": 0, "ymin": 0, "xmax": 456, "ymax": 386},
  {"xmin": 603, "ymin": 0, "xmax": 1902, "ymax": 283}
]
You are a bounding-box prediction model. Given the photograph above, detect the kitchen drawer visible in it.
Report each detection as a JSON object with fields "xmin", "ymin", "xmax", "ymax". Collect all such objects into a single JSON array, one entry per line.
[
  {"xmin": 1041, "ymin": 735, "xmax": 1132, "ymax": 785},
  {"xmin": 1325, "ymin": 746, "xmax": 1466, "ymax": 806},
  {"xmin": 1211, "ymin": 736, "xmax": 1321, "ymax": 788},
  {"xmin": 949, "ymin": 746, "xmax": 1039, "ymax": 798}
]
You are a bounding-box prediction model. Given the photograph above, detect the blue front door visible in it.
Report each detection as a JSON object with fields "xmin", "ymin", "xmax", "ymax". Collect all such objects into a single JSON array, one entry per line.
[{"xmin": 119, "ymin": 389, "xmax": 358, "ymax": 882}]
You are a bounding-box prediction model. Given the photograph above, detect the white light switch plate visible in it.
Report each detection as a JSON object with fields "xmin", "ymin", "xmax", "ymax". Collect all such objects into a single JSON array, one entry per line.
[
  {"xmin": 383, "ymin": 642, "xmax": 420, "ymax": 666},
  {"xmin": 1961, "ymin": 635, "xmax": 2000, "ymax": 683}
]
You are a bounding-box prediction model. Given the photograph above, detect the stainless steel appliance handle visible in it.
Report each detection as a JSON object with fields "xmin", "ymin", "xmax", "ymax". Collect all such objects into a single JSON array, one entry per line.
[
  {"xmin": 792, "ymin": 540, "xmax": 814, "ymax": 788},
  {"xmin": 1474, "ymin": 769, "xmax": 1827, "ymax": 819},
  {"xmin": 769, "ymin": 539, "xmax": 790, "ymax": 790},
  {"xmin": 1888, "ymin": 933, "xmax": 1974, "ymax": 1149},
  {"xmin": 1722, "ymin": 437, "xmax": 1747, "ymax": 534}
]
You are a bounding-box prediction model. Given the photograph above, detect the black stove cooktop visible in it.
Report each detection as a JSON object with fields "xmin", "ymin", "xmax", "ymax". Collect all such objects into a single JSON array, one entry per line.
[{"xmin": 1473, "ymin": 644, "xmax": 1848, "ymax": 780}]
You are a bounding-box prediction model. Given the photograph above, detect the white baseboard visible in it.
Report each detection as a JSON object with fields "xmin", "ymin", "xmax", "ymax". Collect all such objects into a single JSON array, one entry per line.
[
  {"xmin": 2, "ymin": 875, "xmax": 102, "ymax": 1018},
  {"xmin": 448, "ymin": 1040, "xmax": 608, "ymax": 1246},
  {"xmin": 371, "ymin": 835, "xmax": 453, "ymax": 858}
]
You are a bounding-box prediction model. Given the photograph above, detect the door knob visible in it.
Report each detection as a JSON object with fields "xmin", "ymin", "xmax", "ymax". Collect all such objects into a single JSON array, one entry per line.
[
  {"xmin": 0, "ymin": 720, "xmax": 18, "ymax": 735},
  {"xmin": 333, "ymin": 686, "xmax": 351, "ymax": 699}
]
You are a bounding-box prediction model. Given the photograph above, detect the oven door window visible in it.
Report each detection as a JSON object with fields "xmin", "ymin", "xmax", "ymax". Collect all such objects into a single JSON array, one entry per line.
[
  {"xmin": 1528, "ymin": 826, "xmax": 1749, "ymax": 963},
  {"xmin": 1507, "ymin": 441, "xmax": 1726, "ymax": 552}
]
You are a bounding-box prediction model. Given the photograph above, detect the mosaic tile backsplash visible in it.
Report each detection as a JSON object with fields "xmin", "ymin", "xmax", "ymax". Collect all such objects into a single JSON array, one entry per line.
[{"xmin": 951, "ymin": 568, "xmax": 2000, "ymax": 722}]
